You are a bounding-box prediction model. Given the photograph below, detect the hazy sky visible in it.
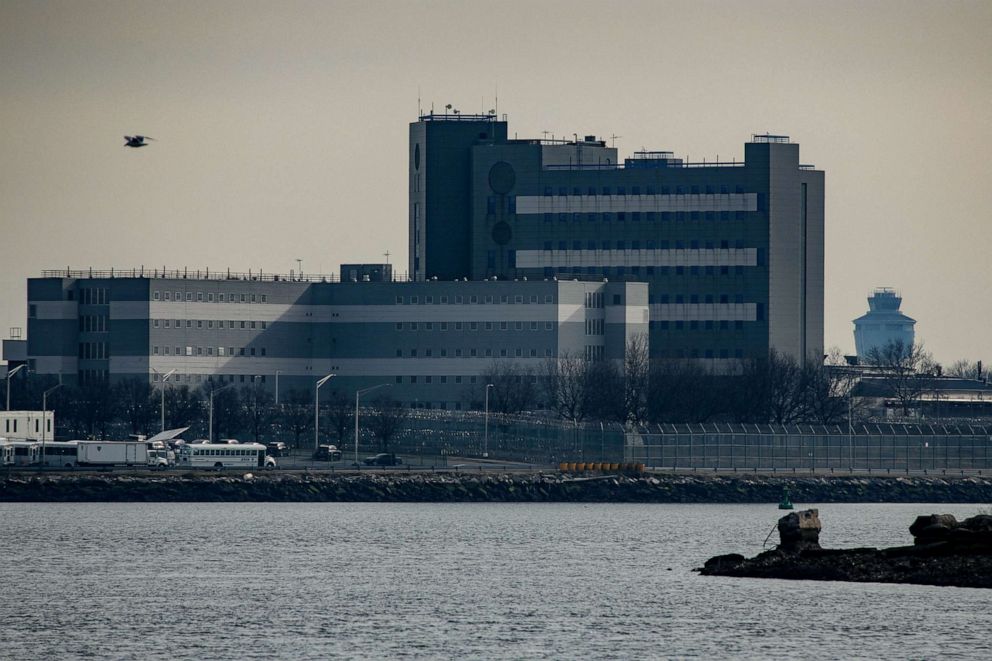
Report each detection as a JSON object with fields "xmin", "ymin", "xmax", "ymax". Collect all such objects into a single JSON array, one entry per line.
[{"xmin": 1, "ymin": 0, "xmax": 989, "ymax": 365}]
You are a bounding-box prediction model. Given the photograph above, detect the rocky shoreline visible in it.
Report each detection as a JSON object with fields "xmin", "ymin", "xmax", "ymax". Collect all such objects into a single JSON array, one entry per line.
[
  {"xmin": 1, "ymin": 471, "xmax": 991, "ymax": 503},
  {"xmin": 699, "ymin": 510, "xmax": 992, "ymax": 589}
]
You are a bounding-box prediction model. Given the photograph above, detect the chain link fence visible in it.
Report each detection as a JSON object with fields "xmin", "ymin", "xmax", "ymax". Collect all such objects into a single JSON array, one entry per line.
[{"xmin": 625, "ymin": 423, "xmax": 992, "ymax": 472}]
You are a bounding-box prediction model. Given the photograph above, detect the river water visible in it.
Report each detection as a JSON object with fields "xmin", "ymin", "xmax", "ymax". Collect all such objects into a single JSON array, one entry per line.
[{"xmin": 1, "ymin": 502, "xmax": 990, "ymax": 659}]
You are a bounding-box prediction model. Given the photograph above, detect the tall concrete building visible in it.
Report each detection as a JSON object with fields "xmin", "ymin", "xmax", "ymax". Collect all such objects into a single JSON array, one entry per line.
[
  {"xmin": 409, "ymin": 113, "xmax": 824, "ymax": 364},
  {"xmin": 853, "ymin": 287, "xmax": 916, "ymax": 359},
  {"xmin": 25, "ymin": 270, "xmax": 646, "ymax": 409}
]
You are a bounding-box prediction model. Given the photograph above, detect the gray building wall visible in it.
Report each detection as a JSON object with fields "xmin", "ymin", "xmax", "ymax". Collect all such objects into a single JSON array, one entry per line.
[
  {"xmin": 26, "ymin": 276, "xmax": 646, "ymax": 410},
  {"xmin": 412, "ymin": 115, "xmax": 825, "ymax": 364}
]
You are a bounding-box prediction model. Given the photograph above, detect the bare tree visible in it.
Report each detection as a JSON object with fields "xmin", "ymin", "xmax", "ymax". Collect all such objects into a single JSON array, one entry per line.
[
  {"xmin": 278, "ymin": 389, "xmax": 312, "ymax": 448},
  {"xmin": 240, "ymin": 385, "xmax": 274, "ymax": 442},
  {"xmin": 946, "ymin": 359, "xmax": 987, "ymax": 381},
  {"xmin": 799, "ymin": 358, "xmax": 857, "ymax": 424},
  {"xmin": 647, "ymin": 359, "xmax": 722, "ymax": 423},
  {"xmin": 621, "ymin": 334, "xmax": 650, "ymax": 425},
  {"xmin": 115, "ymin": 378, "xmax": 157, "ymax": 435},
  {"xmin": 483, "ymin": 359, "xmax": 538, "ymax": 414},
  {"xmin": 863, "ymin": 340, "xmax": 939, "ymax": 416},
  {"xmin": 543, "ymin": 353, "xmax": 594, "ymax": 423},
  {"xmin": 325, "ymin": 391, "xmax": 354, "ymax": 444},
  {"xmin": 366, "ymin": 396, "xmax": 408, "ymax": 452},
  {"xmin": 164, "ymin": 385, "xmax": 203, "ymax": 430}
]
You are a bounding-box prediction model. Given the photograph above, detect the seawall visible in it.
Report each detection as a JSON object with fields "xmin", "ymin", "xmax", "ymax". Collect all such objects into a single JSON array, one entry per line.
[{"xmin": 2, "ymin": 472, "xmax": 991, "ymax": 503}]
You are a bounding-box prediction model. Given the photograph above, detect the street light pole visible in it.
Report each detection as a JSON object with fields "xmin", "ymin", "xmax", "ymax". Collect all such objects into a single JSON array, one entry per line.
[
  {"xmin": 5, "ymin": 364, "xmax": 27, "ymax": 411},
  {"xmin": 208, "ymin": 382, "xmax": 236, "ymax": 442},
  {"xmin": 484, "ymin": 383, "xmax": 494, "ymax": 458},
  {"xmin": 275, "ymin": 370, "xmax": 281, "ymax": 405},
  {"xmin": 42, "ymin": 383, "xmax": 62, "ymax": 466},
  {"xmin": 158, "ymin": 369, "xmax": 176, "ymax": 432},
  {"xmin": 355, "ymin": 383, "xmax": 390, "ymax": 466},
  {"xmin": 314, "ymin": 373, "xmax": 336, "ymax": 451}
]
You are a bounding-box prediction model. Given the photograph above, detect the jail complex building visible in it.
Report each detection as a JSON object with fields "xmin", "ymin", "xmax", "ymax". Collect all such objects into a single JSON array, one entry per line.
[
  {"xmin": 410, "ymin": 113, "xmax": 823, "ymax": 364},
  {"xmin": 25, "ymin": 273, "xmax": 646, "ymax": 408},
  {"xmin": 19, "ymin": 111, "xmax": 823, "ymax": 408}
]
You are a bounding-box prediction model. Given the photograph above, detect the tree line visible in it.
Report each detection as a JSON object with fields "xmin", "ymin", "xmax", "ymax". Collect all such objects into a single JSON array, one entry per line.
[{"xmin": 1, "ymin": 375, "xmax": 406, "ymax": 448}]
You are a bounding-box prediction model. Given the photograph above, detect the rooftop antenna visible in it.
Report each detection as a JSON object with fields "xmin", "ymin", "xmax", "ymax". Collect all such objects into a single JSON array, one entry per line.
[
  {"xmin": 296, "ymin": 258, "xmax": 303, "ymax": 277},
  {"xmin": 383, "ymin": 250, "xmax": 391, "ymax": 265},
  {"xmin": 418, "ymin": 86, "xmax": 422, "ymax": 116},
  {"xmin": 609, "ymin": 133, "xmax": 622, "ymax": 148},
  {"xmin": 495, "ymin": 82, "xmax": 498, "ymax": 117},
  {"xmin": 542, "ymin": 130, "xmax": 550, "ymax": 140}
]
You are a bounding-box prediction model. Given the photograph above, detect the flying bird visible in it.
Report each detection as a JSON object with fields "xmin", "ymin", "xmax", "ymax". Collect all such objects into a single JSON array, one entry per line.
[{"xmin": 124, "ymin": 135, "xmax": 155, "ymax": 148}]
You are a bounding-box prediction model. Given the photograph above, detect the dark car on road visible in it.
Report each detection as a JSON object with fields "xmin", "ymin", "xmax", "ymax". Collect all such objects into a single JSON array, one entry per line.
[
  {"xmin": 313, "ymin": 444, "xmax": 343, "ymax": 461},
  {"xmin": 266, "ymin": 442, "xmax": 289, "ymax": 457},
  {"xmin": 363, "ymin": 453, "xmax": 402, "ymax": 466}
]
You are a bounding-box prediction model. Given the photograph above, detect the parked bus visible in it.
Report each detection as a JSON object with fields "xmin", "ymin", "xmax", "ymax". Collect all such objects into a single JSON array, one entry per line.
[
  {"xmin": 2, "ymin": 440, "xmax": 40, "ymax": 466},
  {"xmin": 0, "ymin": 440, "xmax": 15, "ymax": 466},
  {"xmin": 41, "ymin": 441, "xmax": 81, "ymax": 468},
  {"xmin": 179, "ymin": 442, "xmax": 276, "ymax": 470}
]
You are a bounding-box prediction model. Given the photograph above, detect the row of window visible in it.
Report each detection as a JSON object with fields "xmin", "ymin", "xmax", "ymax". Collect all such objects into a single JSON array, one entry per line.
[
  {"xmin": 396, "ymin": 321, "xmax": 554, "ymax": 332},
  {"xmin": 78, "ymin": 342, "xmax": 109, "ymax": 360},
  {"xmin": 396, "ymin": 347, "xmax": 554, "ymax": 359},
  {"xmin": 585, "ymin": 319, "xmax": 605, "ymax": 336},
  {"xmin": 76, "ymin": 288, "xmax": 109, "ymax": 305},
  {"xmin": 539, "ymin": 265, "xmax": 748, "ymax": 277},
  {"xmin": 651, "ymin": 320, "xmax": 747, "ymax": 331},
  {"xmin": 544, "ymin": 239, "xmax": 749, "ymax": 251},
  {"xmin": 150, "ymin": 373, "xmax": 267, "ymax": 384},
  {"xmin": 657, "ymin": 349, "xmax": 746, "ymax": 359},
  {"xmin": 651, "ymin": 294, "xmax": 747, "ymax": 304},
  {"xmin": 153, "ymin": 291, "xmax": 270, "ymax": 303},
  {"xmin": 152, "ymin": 319, "xmax": 268, "ymax": 330},
  {"xmin": 152, "ymin": 346, "xmax": 268, "ymax": 357},
  {"xmin": 542, "ymin": 185, "xmax": 747, "ymax": 196},
  {"xmin": 395, "ymin": 294, "xmax": 555, "ymax": 305},
  {"xmin": 584, "ymin": 345, "xmax": 605, "ymax": 361},
  {"xmin": 584, "ymin": 292, "xmax": 605, "ymax": 309},
  {"xmin": 540, "ymin": 210, "xmax": 749, "ymax": 223},
  {"xmin": 394, "ymin": 374, "xmax": 537, "ymax": 386},
  {"xmin": 79, "ymin": 314, "xmax": 109, "ymax": 333}
]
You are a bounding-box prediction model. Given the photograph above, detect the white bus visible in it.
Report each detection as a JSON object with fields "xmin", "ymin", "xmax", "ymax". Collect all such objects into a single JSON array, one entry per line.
[
  {"xmin": 1, "ymin": 440, "xmax": 40, "ymax": 466},
  {"xmin": 41, "ymin": 441, "xmax": 81, "ymax": 468},
  {"xmin": 179, "ymin": 442, "xmax": 276, "ymax": 470},
  {"xmin": 0, "ymin": 440, "xmax": 15, "ymax": 466}
]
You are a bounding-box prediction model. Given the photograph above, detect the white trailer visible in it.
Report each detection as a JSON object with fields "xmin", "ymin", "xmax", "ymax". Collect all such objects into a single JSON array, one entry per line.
[{"xmin": 75, "ymin": 441, "xmax": 148, "ymax": 466}]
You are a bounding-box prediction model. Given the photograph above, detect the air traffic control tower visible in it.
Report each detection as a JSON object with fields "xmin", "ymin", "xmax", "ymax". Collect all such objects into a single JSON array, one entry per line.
[{"xmin": 853, "ymin": 288, "xmax": 916, "ymax": 358}]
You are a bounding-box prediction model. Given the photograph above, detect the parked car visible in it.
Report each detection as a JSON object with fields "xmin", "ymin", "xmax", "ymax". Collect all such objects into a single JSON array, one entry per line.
[
  {"xmin": 313, "ymin": 444, "xmax": 342, "ymax": 461},
  {"xmin": 363, "ymin": 453, "xmax": 402, "ymax": 466},
  {"xmin": 266, "ymin": 442, "xmax": 289, "ymax": 457}
]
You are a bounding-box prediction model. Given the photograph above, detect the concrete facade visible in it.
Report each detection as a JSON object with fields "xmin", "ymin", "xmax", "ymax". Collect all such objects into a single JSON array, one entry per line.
[
  {"xmin": 409, "ymin": 116, "xmax": 824, "ymax": 364},
  {"xmin": 26, "ymin": 273, "xmax": 647, "ymax": 409}
]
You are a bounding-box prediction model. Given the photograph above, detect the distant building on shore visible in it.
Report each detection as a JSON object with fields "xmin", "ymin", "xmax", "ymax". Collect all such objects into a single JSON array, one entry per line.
[
  {"xmin": 853, "ymin": 288, "xmax": 916, "ymax": 358},
  {"xmin": 22, "ymin": 269, "xmax": 647, "ymax": 410}
]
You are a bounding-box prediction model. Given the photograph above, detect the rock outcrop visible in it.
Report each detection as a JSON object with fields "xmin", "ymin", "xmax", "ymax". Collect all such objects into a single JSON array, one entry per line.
[
  {"xmin": 699, "ymin": 509, "xmax": 992, "ymax": 589},
  {"xmin": 1, "ymin": 472, "xmax": 991, "ymax": 503}
]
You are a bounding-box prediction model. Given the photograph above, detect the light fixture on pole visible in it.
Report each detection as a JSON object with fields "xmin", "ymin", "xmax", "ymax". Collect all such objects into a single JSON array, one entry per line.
[
  {"xmin": 484, "ymin": 383, "xmax": 495, "ymax": 458},
  {"xmin": 208, "ymin": 382, "xmax": 236, "ymax": 442},
  {"xmin": 275, "ymin": 370, "xmax": 281, "ymax": 405},
  {"xmin": 314, "ymin": 373, "xmax": 336, "ymax": 450},
  {"xmin": 41, "ymin": 383, "xmax": 62, "ymax": 466},
  {"xmin": 156, "ymin": 369, "xmax": 176, "ymax": 432},
  {"xmin": 5, "ymin": 364, "xmax": 27, "ymax": 411},
  {"xmin": 355, "ymin": 383, "xmax": 390, "ymax": 466}
]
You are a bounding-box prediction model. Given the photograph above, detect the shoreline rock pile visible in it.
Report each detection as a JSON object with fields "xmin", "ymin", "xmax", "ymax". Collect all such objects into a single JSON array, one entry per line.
[
  {"xmin": 699, "ymin": 509, "xmax": 992, "ymax": 589},
  {"xmin": 1, "ymin": 471, "xmax": 991, "ymax": 504}
]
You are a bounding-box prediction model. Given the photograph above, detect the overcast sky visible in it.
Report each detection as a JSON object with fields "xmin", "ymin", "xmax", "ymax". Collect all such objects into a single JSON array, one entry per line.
[{"xmin": 1, "ymin": 0, "xmax": 989, "ymax": 365}]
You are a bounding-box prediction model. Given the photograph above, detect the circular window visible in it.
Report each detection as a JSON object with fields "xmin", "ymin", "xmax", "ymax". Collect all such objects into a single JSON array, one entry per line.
[
  {"xmin": 414, "ymin": 144, "xmax": 421, "ymax": 170},
  {"xmin": 488, "ymin": 161, "xmax": 515, "ymax": 194},
  {"xmin": 491, "ymin": 221, "xmax": 512, "ymax": 245}
]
